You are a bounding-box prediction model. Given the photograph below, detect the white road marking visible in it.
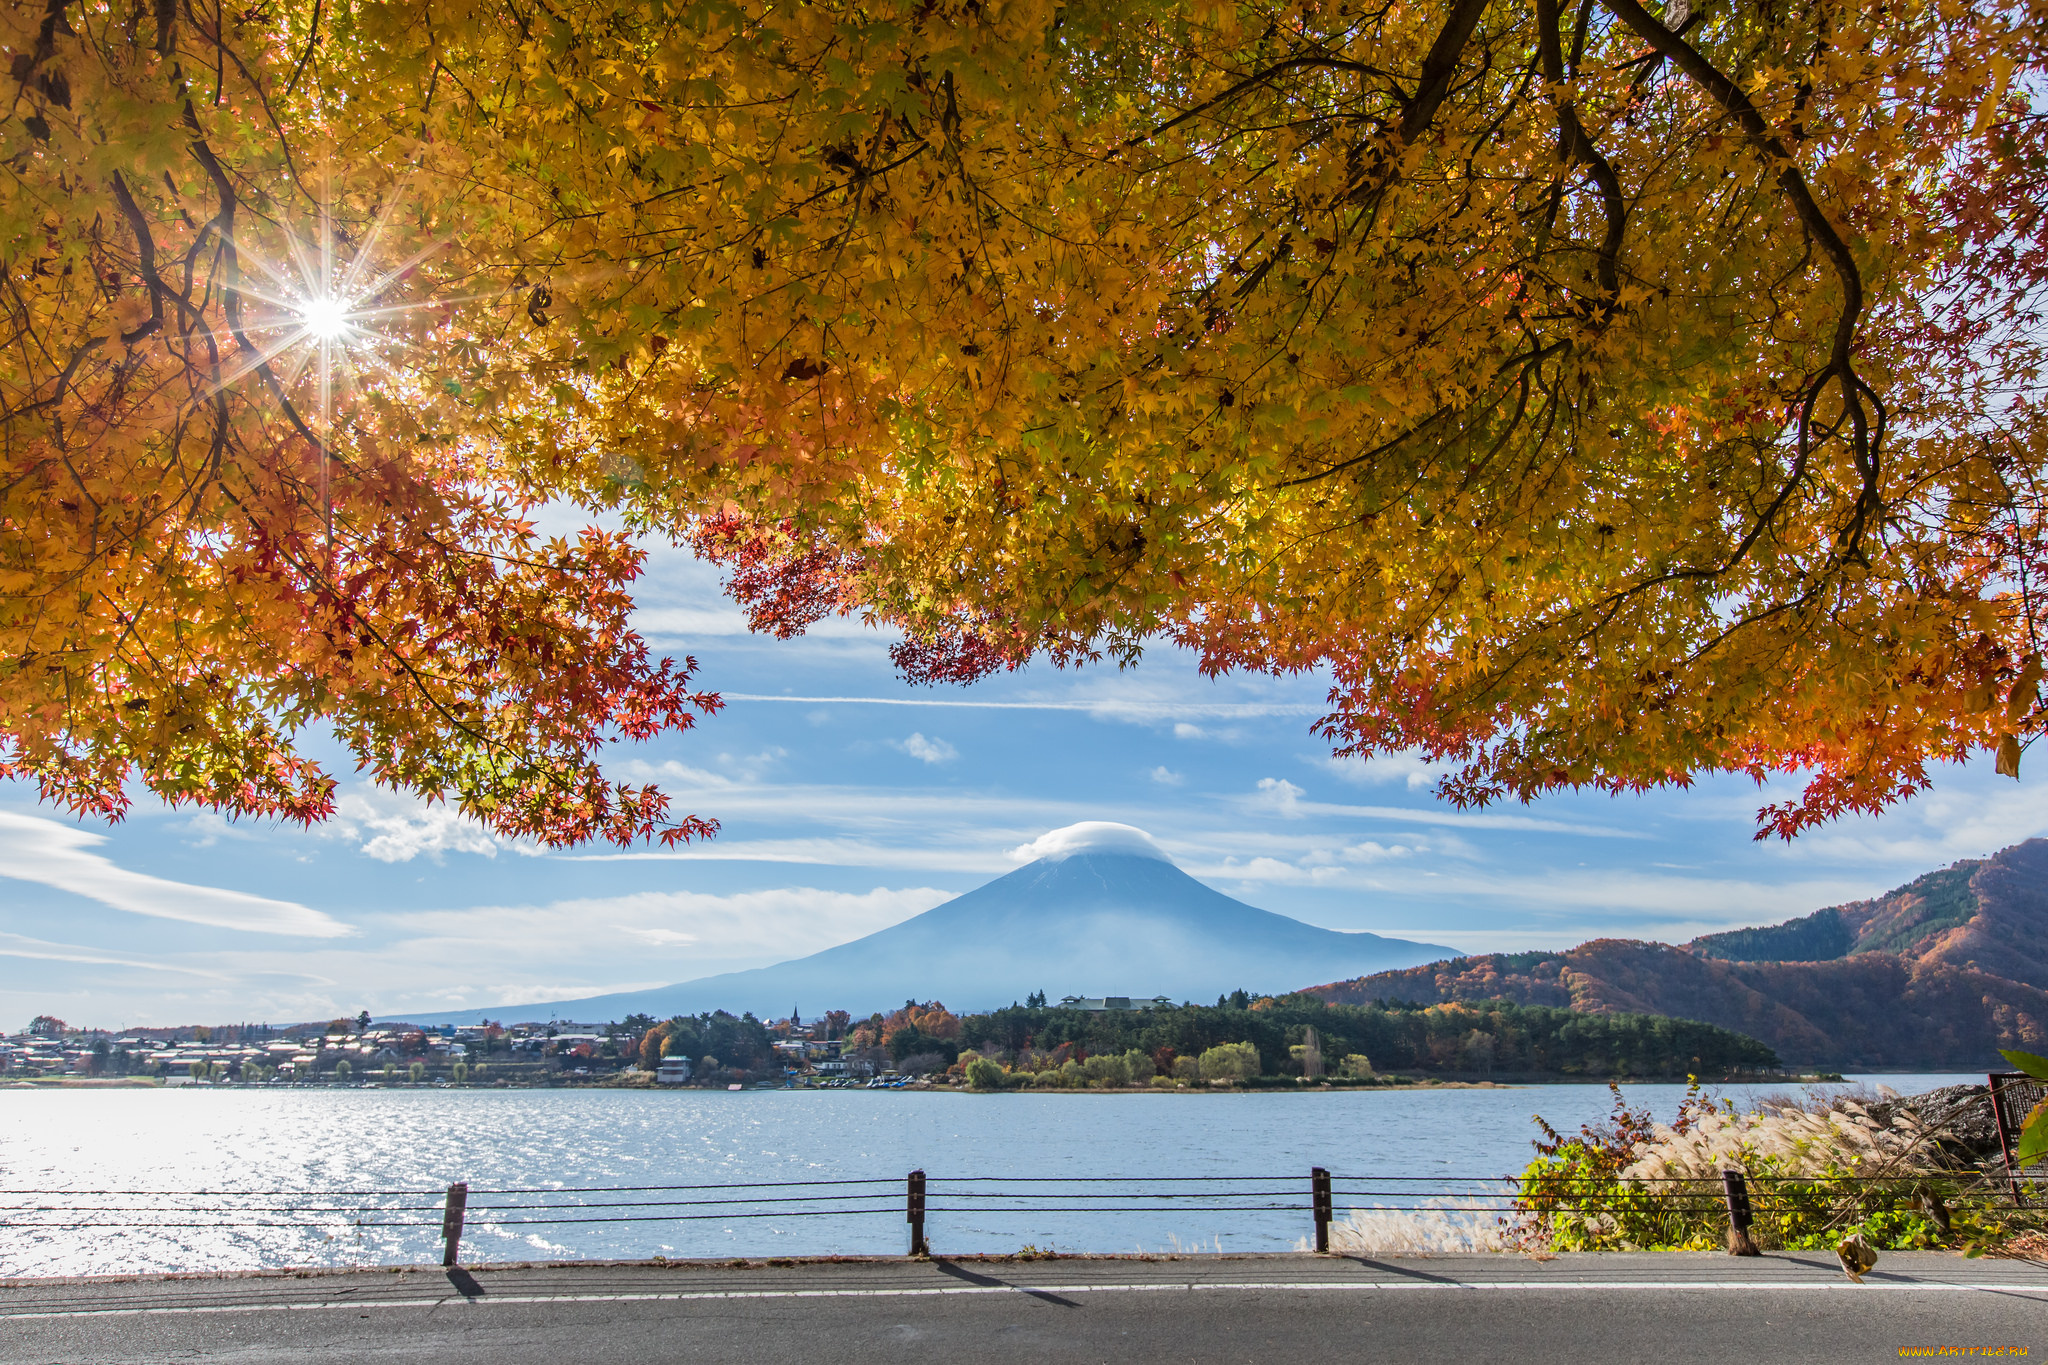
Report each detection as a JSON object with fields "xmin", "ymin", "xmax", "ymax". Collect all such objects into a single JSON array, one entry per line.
[{"xmin": 4, "ymin": 1278, "xmax": 2046, "ymax": 1320}]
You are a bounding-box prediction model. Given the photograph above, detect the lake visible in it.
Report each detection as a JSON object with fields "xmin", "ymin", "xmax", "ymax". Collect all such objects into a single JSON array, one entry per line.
[{"xmin": 0, "ymin": 1074, "xmax": 1983, "ymax": 1276}]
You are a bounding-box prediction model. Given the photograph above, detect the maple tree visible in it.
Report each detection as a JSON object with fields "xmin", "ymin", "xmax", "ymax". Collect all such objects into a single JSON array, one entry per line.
[
  {"xmin": 1, "ymin": 0, "xmax": 726, "ymax": 843},
  {"xmin": 6, "ymin": 0, "xmax": 2048, "ymax": 840}
]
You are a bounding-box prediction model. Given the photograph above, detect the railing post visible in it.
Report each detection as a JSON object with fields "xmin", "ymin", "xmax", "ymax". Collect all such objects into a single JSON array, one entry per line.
[
  {"xmin": 442, "ymin": 1181, "xmax": 469, "ymax": 1267},
  {"xmin": 907, "ymin": 1170, "xmax": 928, "ymax": 1257},
  {"xmin": 1311, "ymin": 1167, "xmax": 1333, "ymax": 1254},
  {"xmin": 1720, "ymin": 1169, "xmax": 1758, "ymax": 1257}
]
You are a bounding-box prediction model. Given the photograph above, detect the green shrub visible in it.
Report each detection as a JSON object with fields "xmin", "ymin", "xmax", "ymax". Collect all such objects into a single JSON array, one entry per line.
[
  {"xmin": 1083, "ymin": 1054, "xmax": 1130, "ymax": 1087},
  {"xmin": 1197, "ymin": 1042, "xmax": 1259, "ymax": 1083},
  {"xmin": 964, "ymin": 1057, "xmax": 1008, "ymax": 1090},
  {"xmin": 1513, "ymin": 1083, "xmax": 2020, "ymax": 1253}
]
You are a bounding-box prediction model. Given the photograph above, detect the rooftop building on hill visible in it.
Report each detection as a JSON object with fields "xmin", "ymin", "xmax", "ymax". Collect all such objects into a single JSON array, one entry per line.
[{"xmin": 1058, "ymin": 995, "xmax": 1174, "ymax": 1012}]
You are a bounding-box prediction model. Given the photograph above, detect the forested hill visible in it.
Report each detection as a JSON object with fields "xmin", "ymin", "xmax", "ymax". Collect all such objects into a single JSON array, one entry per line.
[
  {"xmin": 1688, "ymin": 841, "xmax": 2048, "ymax": 986},
  {"xmin": 1306, "ymin": 839, "xmax": 2048, "ymax": 1070},
  {"xmin": 950, "ymin": 996, "xmax": 1777, "ymax": 1081}
]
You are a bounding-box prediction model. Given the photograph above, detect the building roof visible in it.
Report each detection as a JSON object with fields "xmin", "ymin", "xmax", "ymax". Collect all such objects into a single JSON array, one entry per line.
[{"xmin": 1057, "ymin": 995, "xmax": 1175, "ymax": 1012}]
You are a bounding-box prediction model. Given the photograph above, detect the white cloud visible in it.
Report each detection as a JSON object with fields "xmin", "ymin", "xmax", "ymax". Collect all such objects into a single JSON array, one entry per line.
[
  {"xmin": 1754, "ymin": 774, "xmax": 2048, "ymax": 871},
  {"xmin": 1223, "ymin": 856, "xmax": 1304, "ymax": 883},
  {"xmin": 1237, "ymin": 783, "xmax": 1645, "ymax": 839},
  {"xmin": 1189, "ymin": 831, "xmax": 1467, "ymax": 887},
  {"xmin": 628, "ymin": 605, "xmax": 754, "ymax": 637},
  {"xmin": 0, "ymin": 931, "xmax": 229, "ymax": 977},
  {"xmin": 1174, "ymin": 722, "xmax": 1206, "ymax": 740},
  {"xmin": 893, "ymin": 733, "xmax": 959, "ymax": 765},
  {"xmin": 364, "ymin": 884, "xmax": 955, "ymax": 1004},
  {"xmin": 1319, "ymin": 752, "xmax": 1441, "ymax": 791},
  {"xmin": 631, "ymin": 607, "xmax": 886, "ymax": 643},
  {"xmin": 21, "ymin": 883, "xmax": 958, "ymax": 1026},
  {"xmin": 1255, "ymin": 777, "xmax": 1307, "ymax": 815},
  {"xmin": 0, "ymin": 811, "xmax": 351, "ymax": 938},
  {"xmin": 717, "ymin": 694, "xmax": 1323, "ymax": 720},
  {"xmin": 1343, "ymin": 840, "xmax": 1420, "ymax": 864},
  {"xmin": 1009, "ymin": 821, "xmax": 1171, "ymax": 864},
  {"xmin": 1223, "ymin": 857, "xmax": 1876, "ymax": 925},
  {"xmin": 175, "ymin": 811, "xmax": 237, "ymax": 849},
  {"xmin": 612, "ymin": 758, "xmax": 736, "ymax": 789},
  {"xmin": 713, "ymin": 747, "xmax": 788, "ymax": 781},
  {"xmin": 616, "ymin": 927, "xmax": 699, "ymax": 947},
  {"xmin": 390, "ymin": 885, "xmax": 950, "ymax": 952},
  {"xmin": 1149, "ymin": 766, "xmax": 1185, "ymax": 786},
  {"xmin": 557, "ymin": 835, "xmax": 1016, "ymax": 872},
  {"xmin": 325, "ymin": 789, "xmax": 543, "ymax": 864}
]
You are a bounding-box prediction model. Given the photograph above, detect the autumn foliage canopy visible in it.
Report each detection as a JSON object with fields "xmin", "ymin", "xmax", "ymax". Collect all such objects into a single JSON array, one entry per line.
[{"xmin": 4, "ymin": 0, "xmax": 2047, "ymax": 840}]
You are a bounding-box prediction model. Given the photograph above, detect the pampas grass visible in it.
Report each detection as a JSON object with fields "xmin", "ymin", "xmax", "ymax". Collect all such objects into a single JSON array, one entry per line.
[
  {"xmin": 1327, "ymin": 1200, "xmax": 1512, "ymax": 1255},
  {"xmin": 1619, "ymin": 1099, "xmax": 1935, "ymax": 1185},
  {"xmin": 1513, "ymin": 1083, "xmax": 2021, "ymax": 1253}
]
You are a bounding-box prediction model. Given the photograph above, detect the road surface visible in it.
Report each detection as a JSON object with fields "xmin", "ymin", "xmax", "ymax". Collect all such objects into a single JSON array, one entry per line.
[{"xmin": 3, "ymin": 1251, "xmax": 2043, "ymax": 1363}]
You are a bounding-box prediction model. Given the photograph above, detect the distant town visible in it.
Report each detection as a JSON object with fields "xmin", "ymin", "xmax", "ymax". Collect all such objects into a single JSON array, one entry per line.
[
  {"xmin": 1, "ymin": 989, "xmax": 1799, "ymax": 1089},
  {"xmin": 2, "ymin": 998, "xmax": 1164, "ymax": 1090},
  {"xmin": 0, "ymin": 1011, "xmax": 821, "ymax": 1089}
]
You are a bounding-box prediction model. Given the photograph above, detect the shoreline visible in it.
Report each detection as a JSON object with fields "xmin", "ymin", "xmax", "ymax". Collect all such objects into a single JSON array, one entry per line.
[{"xmin": 0, "ymin": 1071, "xmax": 1847, "ymax": 1093}]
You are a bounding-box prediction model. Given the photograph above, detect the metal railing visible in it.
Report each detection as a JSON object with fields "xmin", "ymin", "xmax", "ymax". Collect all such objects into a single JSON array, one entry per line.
[{"xmin": 0, "ymin": 1168, "xmax": 2035, "ymax": 1267}]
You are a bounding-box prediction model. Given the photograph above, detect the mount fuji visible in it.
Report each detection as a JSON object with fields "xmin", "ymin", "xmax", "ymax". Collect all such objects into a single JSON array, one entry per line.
[{"xmin": 390, "ymin": 823, "xmax": 1456, "ymax": 1025}]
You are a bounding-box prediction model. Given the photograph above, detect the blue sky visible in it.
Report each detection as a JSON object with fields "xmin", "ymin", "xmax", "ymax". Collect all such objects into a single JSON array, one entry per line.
[{"xmin": 5, "ymin": 533, "xmax": 2048, "ymax": 1030}]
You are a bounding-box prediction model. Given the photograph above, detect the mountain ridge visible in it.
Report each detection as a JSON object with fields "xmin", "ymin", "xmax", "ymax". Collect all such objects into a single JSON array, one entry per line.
[{"xmin": 1306, "ymin": 838, "xmax": 2048, "ymax": 1068}]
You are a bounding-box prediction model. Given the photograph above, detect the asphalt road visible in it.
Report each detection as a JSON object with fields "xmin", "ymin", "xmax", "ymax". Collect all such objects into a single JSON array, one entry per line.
[{"xmin": 3, "ymin": 1252, "xmax": 2043, "ymax": 1364}]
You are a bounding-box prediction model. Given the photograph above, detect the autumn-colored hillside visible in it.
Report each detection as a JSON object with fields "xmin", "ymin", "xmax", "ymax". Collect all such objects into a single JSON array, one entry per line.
[{"xmin": 1305, "ymin": 840, "xmax": 2048, "ymax": 1069}]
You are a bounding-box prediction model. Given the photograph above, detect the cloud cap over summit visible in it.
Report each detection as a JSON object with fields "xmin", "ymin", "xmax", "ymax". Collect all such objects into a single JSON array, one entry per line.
[{"xmin": 1009, "ymin": 821, "xmax": 1172, "ymax": 864}]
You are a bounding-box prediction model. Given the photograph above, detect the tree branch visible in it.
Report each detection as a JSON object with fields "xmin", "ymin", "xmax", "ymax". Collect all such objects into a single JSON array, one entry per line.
[
  {"xmin": 1599, "ymin": 0, "xmax": 1878, "ymax": 557},
  {"xmin": 107, "ymin": 172, "xmax": 167, "ymax": 344},
  {"xmin": 1536, "ymin": 0, "xmax": 1626, "ymax": 304},
  {"xmin": 1400, "ymin": 0, "xmax": 1495, "ymax": 146},
  {"xmin": 1123, "ymin": 56, "xmax": 1400, "ymax": 150},
  {"xmin": 286, "ymin": 0, "xmax": 322, "ymax": 94},
  {"xmin": 186, "ymin": 138, "xmax": 334, "ymax": 463}
]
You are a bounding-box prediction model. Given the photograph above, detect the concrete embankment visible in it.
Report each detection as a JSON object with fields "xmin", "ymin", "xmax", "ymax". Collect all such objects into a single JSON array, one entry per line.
[{"xmin": 2, "ymin": 1252, "xmax": 2042, "ymax": 1363}]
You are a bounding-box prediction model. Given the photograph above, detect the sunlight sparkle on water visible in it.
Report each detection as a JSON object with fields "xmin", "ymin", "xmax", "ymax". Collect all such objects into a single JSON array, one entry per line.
[{"xmin": 0, "ymin": 1075, "xmax": 1972, "ymax": 1276}]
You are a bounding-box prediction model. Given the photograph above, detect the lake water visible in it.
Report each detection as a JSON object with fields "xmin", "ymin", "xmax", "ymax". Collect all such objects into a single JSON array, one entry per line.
[{"xmin": 0, "ymin": 1074, "xmax": 1982, "ymax": 1276}]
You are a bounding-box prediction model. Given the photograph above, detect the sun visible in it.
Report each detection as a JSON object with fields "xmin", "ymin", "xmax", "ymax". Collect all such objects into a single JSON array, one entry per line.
[
  {"xmin": 297, "ymin": 293, "xmax": 353, "ymax": 342},
  {"xmin": 222, "ymin": 183, "xmax": 446, "ymax": 418}
]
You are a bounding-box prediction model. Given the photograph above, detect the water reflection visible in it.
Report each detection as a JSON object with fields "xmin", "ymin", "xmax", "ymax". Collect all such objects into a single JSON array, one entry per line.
[{"xmin": 0, "ymin": 1075, "xmax": 1978, "ymax": 1275}]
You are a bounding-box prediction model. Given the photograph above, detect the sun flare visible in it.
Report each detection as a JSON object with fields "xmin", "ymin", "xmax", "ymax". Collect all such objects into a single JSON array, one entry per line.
[
  {"xmin": 296, "ymin": 294, "xmax": 353, "ymax": 341},
  {"xmin": 225, "ymin": 183, "xmax": 447, "ymax": 429}
]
